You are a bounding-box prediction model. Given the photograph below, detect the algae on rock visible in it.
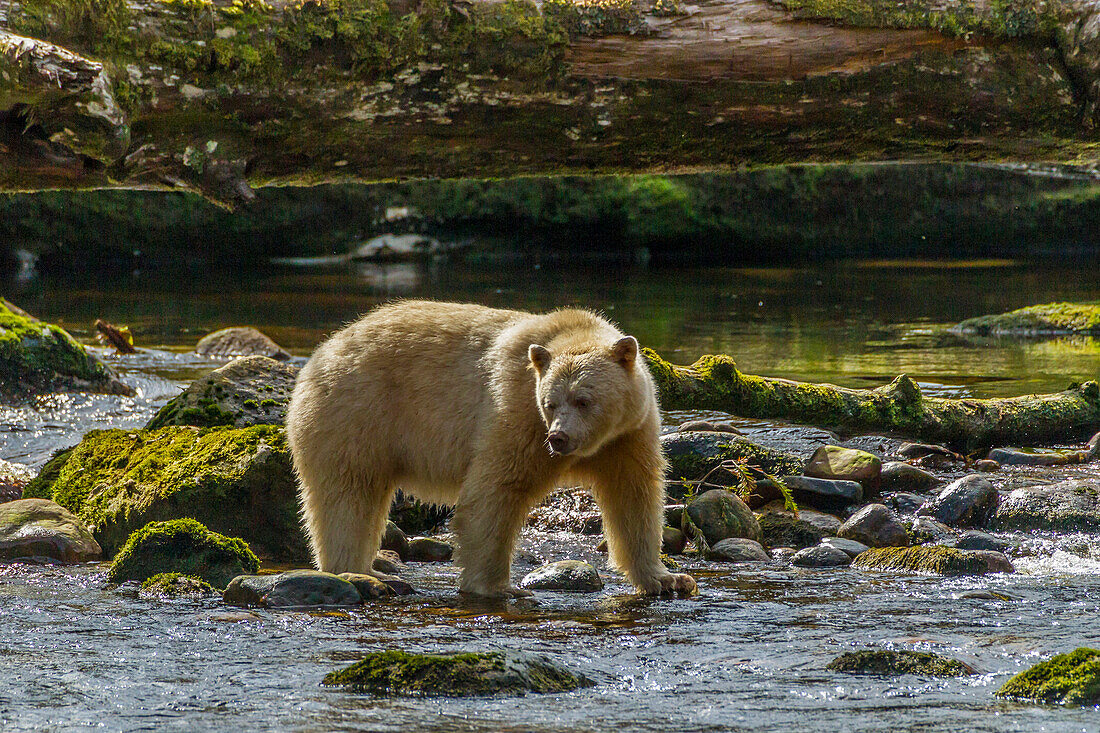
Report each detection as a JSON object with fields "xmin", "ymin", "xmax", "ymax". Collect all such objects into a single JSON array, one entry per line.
[
  {"xmin": 952, "ymin": 301, "xmax": 1100, "ymax": 336},
  {"xmin": 995, "ymin": 647, "xmax": 1100, "ymax": 705},
  {"xmin": 826, "ymin": 649, "xmax": 975, "ymax": 677},
  {"xmin": 108, "ymin": 518, "xmax": 259, "ymax": 588}
]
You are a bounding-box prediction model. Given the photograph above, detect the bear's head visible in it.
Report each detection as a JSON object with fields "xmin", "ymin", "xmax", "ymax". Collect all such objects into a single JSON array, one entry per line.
[{"xmin": 528, "ymin": 335, "xmax": 650, "ymax": 458}]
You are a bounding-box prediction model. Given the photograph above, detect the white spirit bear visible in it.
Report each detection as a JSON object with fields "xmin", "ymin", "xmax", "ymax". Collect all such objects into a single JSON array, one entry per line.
[{"xmin": 286, "ymin": 300, "xmax": 696, "ymax": 598}]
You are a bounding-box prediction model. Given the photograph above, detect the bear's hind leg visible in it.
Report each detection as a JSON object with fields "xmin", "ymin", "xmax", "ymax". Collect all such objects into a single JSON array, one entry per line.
[{"xmin": 299, "ymin": 470, "xmax": 393, "ymax": 576}]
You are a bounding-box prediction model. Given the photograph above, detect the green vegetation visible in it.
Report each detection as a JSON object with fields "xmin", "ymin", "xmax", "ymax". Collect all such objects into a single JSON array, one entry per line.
[
  {"xmin": 776, "ymin": 0, "xmax": 1059, "ymax": 39},
  {"xmin": 953, "ymin": 301, "xmax": 1100, "ymax": 335},
  {"xmin": 852, "ymin": 546, "xmax": 1012, "ymax": 575},
  {"xmin": 108, "ymin": 518, "xmax": 259, "ymax": 588},
  {"xmin": 139, "ymin": 572, "xmax": 219, "ymax": 598},
  {"xmin": 826, "ymin": 650, "xmax": 976, "ymax": 676},
  {"xmin": 995, "ymin": 648, "xmax": 1100, "ymax": 705}
]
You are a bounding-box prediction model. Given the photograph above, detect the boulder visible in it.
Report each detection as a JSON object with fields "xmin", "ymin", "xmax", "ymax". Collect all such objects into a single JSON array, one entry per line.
[
  {"xmin": 955, "ymin": 530, "xmax": 1010, "ymax": 553},
  {"xmin": 224, "ymin": 569, "xmax": 362, "ymax": 607},
  {"xmin": 820, "ymin": 537, "xmax": 870, "ymax": 558},
  {"xmin": 991, "ymin": 479, "xmax": 1100, "ymax": 533},
  {"xmin": 683, "ymin": 489, "xmax": 761, "ymax": 546},
  {"xmin": 827, "ymin": 650, "xmax": 975, "ymax": 676},
  {"xmin": 519, "ymin": 560, "xmax": 603, "ymax": 592},
  {"xmin": 995, "ymin": 648, "xmax": 1100, "ymax": 705},
  {"xmin": 883, "ymin": 492, "xmax": 931, "ymax": 515},
  {"xmin": 107, "ymin": 518, "xmax": 259, "ymax": 588},
  {"xmin": 803, "ymin": 446, "xmax": 881, "ymax": 488},
  {"xmin": 952, "ymin": 301, "xmax": 1100, "ymax": 336},
  {"xmin": 852, "ymin": 546, "xmax": 1013, "ymax": 575},
  {"xmin": 194, "ymin": 326, "xmax": 291, "ymax": 361},
  {"xmin": 779, "ymin": 475, "xmax": 863, "ymax": 508},
  {"xmin": 705, "ymin": 538, "xmax": 770, "ymax": 562},
  {"xmin": 0, "ymin": 298, "xmax": 133, "ymax": 399},
  {"xmin": 381, "ymin": 521, "xmax": 409, "ymax": 558},
  {"xmin": 373, "ymin": 550, "xmax": 406, "ymax": 576},
  {"xmin": 0, "ymin": 498, "xmax": 101, "ymax": 563},
  {"xmin": 757, "ymin": 512, "xmax": 823, "ymax": 550},
  {"xmin": 662, "ymin": 526, "xmax": 687, "ymax": 555},
  {"xmin": 661, "ymin": 432, "xmax": 801, "ymax": 500},
  {"xmin": 322, "ymin": 650, "xmax": 593, "ymax": 696},
  {"xmin": 146, "ymin": 356, "xmax": 299, "ymax": 429},
  {"xmin": 0, "ymin": 459, "xmax": 33, "ymax": 503},
  {"xmin": 405, "ymin": 536, "xmax": 453, "ymax": 562},
  {"xmin": 987, "ymin": 447, "xmax": 1091, "ymax": 466},
  {"xmin": 139, "ymin": 572, "xmax": 217, "ymax": 599},
  {"xmin": 838, "ymin": 504, "xmax": 909, "ymax": 548},
  {"xmin": 791, "ymin": 544, "xmax": 851, "ymax": 568},
  {"xmin": 21, "ymin": 425, "xmax": 307, "ymax": 560},
  {"xmin": 879, "ymin": 462, "xmax": 940, "ymax": 493}
]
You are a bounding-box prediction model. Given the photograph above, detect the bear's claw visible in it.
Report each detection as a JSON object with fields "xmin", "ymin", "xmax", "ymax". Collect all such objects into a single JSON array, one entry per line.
[{"xmin": 639, "ymin": 572, "xmax": 696, "ymax": 596}]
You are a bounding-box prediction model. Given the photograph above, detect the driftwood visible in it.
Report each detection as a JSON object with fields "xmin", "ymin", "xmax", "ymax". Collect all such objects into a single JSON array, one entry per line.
[
  {"xmin": 644, "ymin": 349, "xmax": 1100, "ymax": 452},
  {"xmin": 1, "ymin": 0, "xmax": 1100, "ymax": 204}
]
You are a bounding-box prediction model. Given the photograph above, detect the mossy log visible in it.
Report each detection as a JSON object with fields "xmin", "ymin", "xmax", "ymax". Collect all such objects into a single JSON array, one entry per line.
[
  {"xmin": 644, "ymin": 349, "xmax": 1100, "ymax": 452},
  {"xmin": 2, "ymin": 0, "xmax": 1100, "ymax": 204}
]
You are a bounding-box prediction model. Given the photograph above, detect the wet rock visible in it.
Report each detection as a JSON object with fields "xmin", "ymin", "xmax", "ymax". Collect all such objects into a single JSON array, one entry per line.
[
  {"xmin": 662, "ymin": 432, "xmax": 801, "ymax": 500},
  {"xmin": 139, "ymin": 572, "xmax": 217, "ymax": 599},
  {"xmin": 897, "ymin": 443, "xmax": 961, "ymax": 462},
  {"xmin": 879, "ymin": 462, "xmax": 940, "ymax": 494},
  {"xmin": 769, "ymin": 547, "xmax": 798, "ymax": 563},
  {"xmin": 917, "ymin": 475, "xmax": 997, "ymax": 528},
  {"xmin": 803, "ymin": 446, "xmax": 881, "ymax": 488},
  {"xmin": 322, "ymin": 650, "xmax": 593, "ymax": 696},
  {"xmin": 908, "ymin": 516, "xmax": 954, "ymax": 545},
  {"xmin": 991, "ymin": 479, "xmax": 1100, "ymax": 533},
  {"xmin": 677, "ymin": 420, "xmax": 740, "ymax": 434},
  {"xmin": 373, "ymin": 550, "xmax": 406, "ymax": 576},
  {"xmin": 381, "ymin": 521, "xmax": 409, "ymax": 558},
  {"xmin": 995, "ymin": 648, "xmax": 1100, "ymax": 705},
  {"xmin": 108, "ymin": 518, "xmax": 258, "ymax": 587},
  {"xmin": 664, "ymin": 505, "xmax": 684, "ymax": 528},
  {"xmin": 952, "ymin": 302, "xmax": 1100, "ymax": 336},
  {"xmin": 0, "ymin": 298, "xmax": 133, "ymax": 400},
  {"xmin": 405, "ymin": 536, "xmax": 454, "ymax": 562},
  {"xmin": 146, "ymin": 356, "xmax": 299, "ymax": 429},
  {"xmin": 338, "ymin": 572, "xmax": 397, "ymax": 599},
  {"xmin": 757, "ymin": 512, "xmax": 823, "ymax": 550},
  {"xmin": 662, "ymin": 526, "xmax": 687, "ymax": 555},
  {"xmin": 682, "ymin": 489, "xmax": 761, "ymax": 546},
  {"xmin": 780, "ymin": 475, "xmax": 862, "ymax": 508},
  {"xmin": 194, "ymin": 326, "xmax": 291, "ymax": 361},
  {"xmin": 838, "ymin": 504, "xmax": 909, "ymax": 548},
  {"xmin": 519, "ymin": 560, "xmax": 603, "ymax": 592},
  {"xmin": 756, "ymin": 501, "xmax": 841, "ymax": 535},
  {"xmin": 883, "ymin": 492, "xmax": 931, "ymax": 515},
  {"xmin": 955, "ymin": 530, "xmax": 1010, "ymax": 553},
  {"xmin": 973, "ymin": 459, "xmax": 1000, "ymax": 472},
  {"xmin": 224, "ymin": 570, "xmax": 363, "ymax": 607},
  {"xmin": 987, "ymin": 446, "xmax": 1089, "ymax": 467},
  {"xmin": 0, "ymin": 498, "xmax": 102, "ymax": 563},
  {"xmin": 0, "ymin": 459, "xmax": 33, "ymax": 503},
  {"xmin": 705, "ymin": 537, "xmax": 769, "ymax": 562},
  {"xmin": 821, "ymin": 537, "xmax": 870, "ymax": 558},
  {"xmin": 21, "ymin": 425, "xmax": 307, "ymax": 561},
  {"xmin": 791, "ymin": 544, "xmax": 851, "ymax": 568},
  {"xmin": 852, "ymin": 546, "xmax": 1014, "ymax": 575},
  {"xmin": 827, "ymin": 650, "xmax": 975, "ymax": 676}
]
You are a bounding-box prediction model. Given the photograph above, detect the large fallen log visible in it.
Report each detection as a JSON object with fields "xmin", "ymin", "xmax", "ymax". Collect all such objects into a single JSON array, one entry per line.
[
  {"xmin": 644, "ymin": 349, "xmax": 1100, "ymax": 453},
  {"xmin": 2, "ymin": 0, "xmax": 1100, "ymax": 204}
]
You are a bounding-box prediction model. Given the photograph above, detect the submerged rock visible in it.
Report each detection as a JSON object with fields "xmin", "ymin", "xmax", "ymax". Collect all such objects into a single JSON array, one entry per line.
[
  {"xmin": 662, "ymin": 432, "xmax": 801, "ymax": 500},
  {"xmin": 827, "ymin": 650, "xmax": 975, "ymax": 676},
  {"xmin": 791, "ymin": 544, "xmax": 851, "ymax": 568},
  {"xmin": 838, "ymin": 504, "xmax": 909, "ymax": 548},
  {"xmin": 194, "ymin": 326, "xmax": 291, "ymax": 361},
  {"xmin": 139, "ymin": 572, "xmax": 217, "ymax": 599},
  {"xmin": 991, "ymin": 479, "xmax": 1100, "ymax": 533},
  {"xmin": 0, "ymin": 298, "xmax": 132, "ymax": 400},
  {"xmin": 519, "ymin": 560, "xmax": 603, "ymax": 592},
  {"xmin": 952, "ymin": 301, "xmax": 1100, "ymax": 336},
  {"xmin": 107, "ymin": 519, "xmax": 259, "ymax": 587},
  {"xmin": 22, "ymin": 425, "xmax": 307, "ymax": 560},
  {"xmin": 852, "ymin": 546, "xmax": 1013, "ymax": 576},
  {"xmin": 803, "ymin": 446, "xmax": 881, "ymax": 488},
  {"xmin": 705, "ymin": 537, "xmax": 770, "ymax": 562},
  {"xmin": 146, "ymin": 356, "xmax": 299, "ymax": 429},
  {"xmin": 224, "ymin": 570, "xmax": 362, "ymax": 607},
  {"xmin": 322, "ymin": 650, "xmax": 593, "ymax": 696},
  {"xmin": 995, "ymin": 648, "xmax": 1100, "ymax": 705},
  {"xmin": 683, "ymin": 489, "xmax": 761, "ymax": 546},
  {"xmin": 757, "ymin": 512, "xmax": 824, "ymax": 550},
  {"xmin": 0, "ymin": 498, "xmax": 101, "ymax": 563}
]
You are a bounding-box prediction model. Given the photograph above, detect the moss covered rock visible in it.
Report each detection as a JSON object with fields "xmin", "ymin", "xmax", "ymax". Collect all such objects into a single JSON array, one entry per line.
[
  {"xmin": 995, "ymin": 648, "xmax": 1100, "ymax": 705},
  {"xmin": 661, "ymin": 431, "xmax": 802, "ymax": 501},
  {"xmin": 0, "ymin": 498, "xmax": 101, "ymax": 563},
  {"xmin": 23, "ymin": 425, "xmax": 307, "ymax": 560},
  {"xmin": 108, "ymin": 518, "xmax": 259, "ymax": 588},
  {"xmin": 953, "ymin": 302, "xmax": 1100, "ymax": 336},
  {"xmin": 0, "ymin": 298, "xmax": 132, "ymax": 400},
  {"xmin": 757, "ymin": 511, "xmax": 824, "ymax": 550},
  {"xmin": 683, "ymin": 489, "xmax": 761, "ymax": 546},
  {"xmin": 852, "ymin": 546, "xmax": 1013, "ymax": 576},
  {"xmin": 146, "ymin": 355, "xmax": 299, "ymax": 429},
  {"xmin": 991, "ymin": 479, "xmax": 1100, "ymax": 533},
  {"xmin": 322, "ymin": 650, "xmax": 593, "ymax": 696},
  {"xmin": 223, "ymin": 569, "xmax": 362, "ymax": 607},
  {"xmin": 139, "ymin": 572, "xmax": 218, "ymax": 599},
  {"xmin": 827, "ymin": 650, "xmax": 975, "ymax": 677}
]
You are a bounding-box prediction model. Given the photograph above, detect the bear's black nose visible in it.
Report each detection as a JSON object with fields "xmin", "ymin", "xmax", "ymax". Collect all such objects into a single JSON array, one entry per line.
[{"xmin": 547, "ymin": 431, "xmax": 570, "ymax": 455}]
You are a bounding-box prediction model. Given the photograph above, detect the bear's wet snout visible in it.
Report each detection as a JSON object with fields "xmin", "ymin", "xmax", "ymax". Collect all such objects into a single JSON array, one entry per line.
[{"xmin": 547, "ymin": 431, "xmax": 571, "ymax": 456}]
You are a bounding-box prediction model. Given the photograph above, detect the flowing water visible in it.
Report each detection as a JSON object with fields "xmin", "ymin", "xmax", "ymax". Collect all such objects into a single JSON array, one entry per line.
[{"xmin": 2, "ymin": 257, "xmax": 1099, "ymax": 732}]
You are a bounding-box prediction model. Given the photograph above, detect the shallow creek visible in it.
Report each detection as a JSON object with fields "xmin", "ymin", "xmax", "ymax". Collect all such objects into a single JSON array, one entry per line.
[{"xmin": 1, "ymin": 259, "xmax": 1099, "ymax": 731}]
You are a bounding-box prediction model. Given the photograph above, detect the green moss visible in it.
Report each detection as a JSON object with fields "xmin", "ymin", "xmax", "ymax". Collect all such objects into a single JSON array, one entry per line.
[
  {"xmin": 140, "ymin": 571, "xmax": 218, "ymax": 597},
  {"xmin": 22, "ymin": 447, "xmax": 74, "ymax": 500},
  {"xmin": 108, "ymin": 518, "xmax": 259, "ymax": 588},
  {"xmin": 954, "ymin": 302, "xmax": 1100, "ymax": 336},
  {"xmin": 852, "ymin": 546, "xmax": 1004, "ymax": 575},
  {"xmin": 827, "ymin": 650, "xmax": 975, "ymax": 676},
  {"xmin": 10, "ymin": 0, "xmax": 132, "ymax": 55},
  {"xmin": 543, "ymin": 0, "xmax": 646, "ymax": 37},
  {"xmin": 996, "ymin": 648, "xmax": 1100, "ymax": 705},
  {"xmin": 30, "ymin": 425, "xmax": 307, "ymax": 559}
]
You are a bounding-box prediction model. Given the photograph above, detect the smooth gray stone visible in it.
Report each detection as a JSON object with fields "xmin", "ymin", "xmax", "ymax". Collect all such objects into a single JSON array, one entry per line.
[
  {"xmin": 791, "ymin": 544, "xmax": 852, "ymax": 568},
  {"xmin": 918, "ymin": 474, "xmax": 998, "ymax": 528},
  {"xmin": 820, "ymin": 537, "xmax": 870, "ymax": 558},
  {"xmin": 223, "ymin": 570, "xmax": 362, "ymax": 608},
  {"xmin": 705, "ymin": 538, "xmax": 770, "ymax": 562},
  {"xmin": 838, "ymin": 504, "xmax": 910, "ymax": 548},
  {"xmin": 519, "ymin": 560, "xmax": 603, "ymax": 592},
  {"xmin": 781, "ymin": 475, "xmax": 863, "ymax": 505}
]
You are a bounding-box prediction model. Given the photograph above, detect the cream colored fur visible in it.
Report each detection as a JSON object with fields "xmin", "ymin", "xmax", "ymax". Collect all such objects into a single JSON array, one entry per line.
[{"xmin": 285, "ymin": 300, "xmax": 695, "ymax": 598}]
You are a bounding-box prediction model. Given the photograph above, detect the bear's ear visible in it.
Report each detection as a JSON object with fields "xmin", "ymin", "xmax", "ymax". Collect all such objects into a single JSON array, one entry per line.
[
  {"xmin": 611, "ymin": 336, "xmax": 638, "ymax": 368},
  {"xmin": 529, "ymin": 344, "xmax": 552, "ymax": 374}
]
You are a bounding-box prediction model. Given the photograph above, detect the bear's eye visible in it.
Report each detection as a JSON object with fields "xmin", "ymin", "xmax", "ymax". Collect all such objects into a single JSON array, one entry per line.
[
  {"xmin": 574, "ymin": 397, "xmax": 591, "ymax": 409},
  {"xmin": 544, "ymin": 401, "xmax": 558, "ymax": 411}
]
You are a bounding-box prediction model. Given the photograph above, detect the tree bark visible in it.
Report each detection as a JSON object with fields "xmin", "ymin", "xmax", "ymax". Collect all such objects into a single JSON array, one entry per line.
[
  {"xmin": 644, "ymin": 349, "xmax": 1100, "ymax": 453},
  {"xmin": 1, "ymin": 0, "xmax": 1099, "ymax": 204}
]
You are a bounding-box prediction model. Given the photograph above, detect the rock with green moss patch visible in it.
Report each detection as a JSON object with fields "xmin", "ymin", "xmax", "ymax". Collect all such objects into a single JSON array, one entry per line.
[
  {"xmin": 322, "ymin": 650, "xmax": 592, "ymax": 696},
  {"xmin": 223, "ymin": 569, "xmax": 362, "ymax": 607},
  {"xmin": 827, "ymin": 650, "xmax": 975, "ymax": 676},
  {"xmin": 0, "ymin": 298, "xmax": 132, "ymax": 400},
  {"xmin": 0, "ymin": 498, "xmax": 101, "ymax": 563},
  {"xmin": 139, "ymin": 572, "xmax": 217, "ymax": 599},
  {"xmin": 804, "ymin": 445, "xmax": 881, "ymax": 487},
  {"xmin": 661, "ymin": 432, "xmax": 801, "ymax": 501},
  {"xmin": 991, "ymin": 479, "xmax": 1100, "ymax": 533},
  {"xmin": 852, "ymin": 545, "xmax": 1013, "ymax": 576},
  {"xmin": 147, "ymin": 356, "xmax": 299, "ymax": 429},
  {"xmin": 952, "ymin": 301, "xmax": 1100, "ymax": 336},
  {"xmin": 108, "ymin": 518, "xmax": 259, "ymax": 587},
  {"xmin": 194, "ymin": 327, "xmax": 291, "ymax": 361},
  {"xmin": 683, "ymin": 489, "xmax": 761, "ymax": 546},
  {"xmin": 21, "ymin": 425, "xmax": 307, "ymax": 560},
  {"xmin": 995, "ymin": 648, "xmax": 1100, "ymax": 705}
]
